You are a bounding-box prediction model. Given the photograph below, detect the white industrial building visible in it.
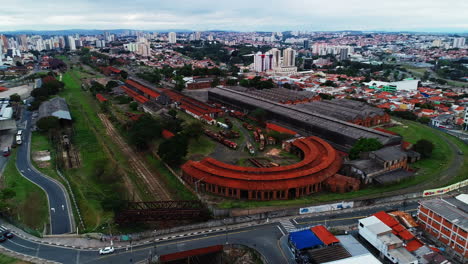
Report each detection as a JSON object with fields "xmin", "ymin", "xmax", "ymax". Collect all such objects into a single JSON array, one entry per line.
[
  {"xmin": 358, "ymin": 216, "xmax": 417, "ymax": 264},
  {"xmin": 364, "ymin": 79, "xmax": 419, "ymax": 91},
  {"xmin": 322, "ymin": 253, "xmax": 381, "ymax": 264}
]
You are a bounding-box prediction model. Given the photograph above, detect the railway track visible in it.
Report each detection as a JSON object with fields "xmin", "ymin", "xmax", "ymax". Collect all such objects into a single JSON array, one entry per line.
[{"xmin": 98, "ymin": 114, "xmax": 172, "ymax": 201}]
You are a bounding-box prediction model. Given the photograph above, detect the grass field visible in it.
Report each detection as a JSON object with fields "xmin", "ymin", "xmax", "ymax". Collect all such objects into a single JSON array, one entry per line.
[
  {"xmin": 219, "ymin": 119, "xmax": 461, "ymax": 209},
  {"xmin": 2, "ymin": 151, "xmax": 48, "ymax": 233},
  {"xmin": 59, "ymin": 70, "xmax": 120, "ymax": 230},
  {"xmin": 30, "ymin": 132, "xmax": 61, "ymax": 181},
  {"xmin": 444, "ymin": 134, "xmax": 468, "ymax": 184},
  {"xmin": 0, "ymin": 254, "xmax": 29, "ymax": 264},
  {"xmin": 145, "ymin": 155, "xmax": 196, "ymax": 200}
]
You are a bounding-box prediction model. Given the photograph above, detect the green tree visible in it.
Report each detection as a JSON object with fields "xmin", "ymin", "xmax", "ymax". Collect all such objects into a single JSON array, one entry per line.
[
  {"xmin": 349, "ymin": 138, "xmax": 383, "ymax": 160},
  {"xmin": 129, "ymin": 101, "xmax": 138, "ymax": 111},
  {"xmin": 9, "ymin": 93, "xmax": 21, "ymax": 102},
  {"xmin": 36, "ymin": 116, "xmax": 60, "ymax": 131},
  {"xmin": 128, "ymin": 114, "xmax": 162, "ymax": 150},
  {"xmin": 283, "ymin": 83, "xmax": 292, "ymax": 89},
  {"xmin": 251, "ymin": 108, "xmax": 267, "ymax": 122},
  {"xmin": 120, "ymin": 70, "xmax": 128, "ymax": 79},
  {"xmin": 417, "ymin": 117, "xmax": 431, "ymax": 124},
  {"xmin": 413, "ymin": 139, "xmax": 434, "ymax": 158},
  {"xmin": 211, "ymin": 77, "xmax": 220, "ymax": 88},
  {"xmin": 158, "ymin": 135, "xmax": 188, "ymax": 165},
  {"xmin": 182, "ymin": 120, "xmax": 204, "ymax": 139},
  {"xmin": 168, "ymin": 109, "xmax": 178, "ymax": 118},
  {"xmin": 105, "ymin": 80, "xmax": 119, "ymax": 90}
]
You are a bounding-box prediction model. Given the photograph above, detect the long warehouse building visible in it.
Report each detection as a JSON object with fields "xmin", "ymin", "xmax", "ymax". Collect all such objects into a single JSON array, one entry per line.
[{"xmin": 208, "ymin": 87, "xmax": 401, "ymax": 150}]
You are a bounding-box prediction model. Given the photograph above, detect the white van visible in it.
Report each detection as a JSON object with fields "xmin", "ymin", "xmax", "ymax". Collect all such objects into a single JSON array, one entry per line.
[{"xmin": 15, "ymin": 135, "xmax": 22, "ymax": 145}]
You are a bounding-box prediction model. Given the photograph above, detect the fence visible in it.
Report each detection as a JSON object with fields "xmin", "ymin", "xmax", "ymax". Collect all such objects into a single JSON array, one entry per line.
[{"xmin": 56, "ymin": 169, "xmax": 85, "ymax": 230}]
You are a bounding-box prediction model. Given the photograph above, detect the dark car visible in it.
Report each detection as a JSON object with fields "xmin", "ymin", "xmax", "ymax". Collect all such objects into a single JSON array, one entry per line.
[
  {"xmin": 2, "ymin": 230, "xmax": 14, "ymax": 239},
  {"xmin": 0, "ymin": 235, "xmax": 7, "ymax": 242}
]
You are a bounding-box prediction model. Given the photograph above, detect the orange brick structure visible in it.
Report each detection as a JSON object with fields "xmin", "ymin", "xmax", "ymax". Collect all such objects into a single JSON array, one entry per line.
[
  {"xmin": 181, "ymin": 136, "xmax": 345, "ymax": 200},
  {"xmin": 417, "ymin": 196, "xmax": 468, "ymax": 260}
]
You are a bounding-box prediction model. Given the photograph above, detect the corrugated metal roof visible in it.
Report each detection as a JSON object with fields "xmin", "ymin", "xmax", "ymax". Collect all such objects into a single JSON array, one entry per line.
[{"xmin": 420, "ymin": 198, "xmax": 468, "ymax": 231}]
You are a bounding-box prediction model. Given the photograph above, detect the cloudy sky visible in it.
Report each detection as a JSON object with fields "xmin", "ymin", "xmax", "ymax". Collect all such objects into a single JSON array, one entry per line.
[{"xmin": 0, "ymin": 0, "xmax": 467, "ymax": 32}]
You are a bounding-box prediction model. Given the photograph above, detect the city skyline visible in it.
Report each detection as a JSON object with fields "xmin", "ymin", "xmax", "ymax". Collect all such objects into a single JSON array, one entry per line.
[{"xmin": 1, "ymin": 0, "xmax": 468, "ymax": 33}]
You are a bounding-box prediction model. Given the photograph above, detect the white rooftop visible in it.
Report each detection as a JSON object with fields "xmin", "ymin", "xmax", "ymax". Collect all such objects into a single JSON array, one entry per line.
[
  {"xmin": 322, "ymin": 253, "xmax": 382, "ymax": 264},
  {"xmin": 456, "ymin": 194, "xmax": 468, "ymax": 204}
]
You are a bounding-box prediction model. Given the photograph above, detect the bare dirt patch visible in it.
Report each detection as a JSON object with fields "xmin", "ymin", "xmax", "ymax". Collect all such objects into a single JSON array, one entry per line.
[{"xmin": 32, "ymin": 151, "xmax": 51, "ymax": 168}]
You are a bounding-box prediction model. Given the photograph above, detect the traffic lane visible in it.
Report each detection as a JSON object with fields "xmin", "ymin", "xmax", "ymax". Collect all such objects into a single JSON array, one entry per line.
[
  {"xmin": 16, "ymin": 112, "xmax": 71, "ymax": 234},
  {"xmin": 1, "ymin": 234, "xmax": 98, "ymax": 264},
  {"xmin": 295, "ymin": 207, "xmax": 419, "ymax": 227},
  {"xmin": 88, "ymin": 224, "xmax": 286, "ymax": 264},
  {"xmin": 16, "ymin": 153, "xmax": 70, "ymax": 234}
]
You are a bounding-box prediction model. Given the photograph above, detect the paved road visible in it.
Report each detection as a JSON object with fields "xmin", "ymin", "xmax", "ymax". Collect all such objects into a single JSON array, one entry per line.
[
  {"xmin": 293, "ymin": 201, "xmax": 419, "ymax": 229},
  {"xmin": 0, "ymin": 201, "xmax": 424, "ymax": 263},
  {"xmin": 15, "ymin": 110, "xmax": 73, "ymax": 234}
]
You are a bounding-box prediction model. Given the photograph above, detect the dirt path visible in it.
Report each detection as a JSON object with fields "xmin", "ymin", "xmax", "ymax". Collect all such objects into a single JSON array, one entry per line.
[{"xmin": 98, "ymin": 114, "xmax": 172, "ymax": 200}]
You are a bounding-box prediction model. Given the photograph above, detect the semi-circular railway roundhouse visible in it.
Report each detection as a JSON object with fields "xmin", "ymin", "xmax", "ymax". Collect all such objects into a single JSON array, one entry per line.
[{"xmin": 181, "ymin": 136, "xmax": 344, "ymax": 200}]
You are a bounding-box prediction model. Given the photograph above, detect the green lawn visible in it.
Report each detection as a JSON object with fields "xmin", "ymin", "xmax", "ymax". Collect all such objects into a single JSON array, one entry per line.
[
  {"xmin": 187, "ymin": 136, "xmax": 216, "ymax": 158},
  {"xmin": 444, "ymin": 134, "xmax": 468, "ymax": 184},
  {"xmin": 30, "ymin": 132, "xmax": 61, "ymax": 181},
  {"xmin": 145, "ymin": 155, "xmax": 196, "ymax": 200},
  {"xmin": 59, "ymin": 70, "xmax": 126, "ymax": 231},
  {"xmin": 386, "ymin": 119, "xmax": 453, "ymax": 186},
  {"xmin": 0, "ymin": 254, "xmax": 28, "ymax": 264},
  {"xmin": 2, "ymin": 150, "xmax": 48, "ymax": 234}
]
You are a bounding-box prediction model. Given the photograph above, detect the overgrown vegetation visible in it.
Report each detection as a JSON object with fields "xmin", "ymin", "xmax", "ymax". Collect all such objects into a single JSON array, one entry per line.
[
  {"xmin": 349, "ymin": 138, "xmax": 383, "ymax": 160},
  {"xmin": 2, "ymin": 150, "xmax": 49, "ymax": 232}
]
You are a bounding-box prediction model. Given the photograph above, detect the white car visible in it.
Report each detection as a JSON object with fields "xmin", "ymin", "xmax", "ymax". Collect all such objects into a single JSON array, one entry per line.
[
  {"xmin": 16, "ymin": 130, "xmax": 23, "ymax": 136},
  {"xmin": 98, "ymin": 247, "xmax": 115, "ymax": 255}
]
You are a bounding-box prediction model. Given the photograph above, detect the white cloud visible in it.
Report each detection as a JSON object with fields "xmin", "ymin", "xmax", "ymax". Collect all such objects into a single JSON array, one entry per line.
[{"xmin": 0, "ymin": 0, "xmax": 466, "ymax": 31}]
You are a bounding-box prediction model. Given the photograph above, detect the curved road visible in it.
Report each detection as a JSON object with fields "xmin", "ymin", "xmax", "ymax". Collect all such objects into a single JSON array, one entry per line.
[
  {"xmin": 16, "ymin": 110, "xmax": 73, "ymax": 234},
  {"xmin": 0, "ymin": 199, "xmax": 440, "ymax": 264},
  {"xmin": 0, "ymin": 222, "xmax": 288, "ymax": 264}
]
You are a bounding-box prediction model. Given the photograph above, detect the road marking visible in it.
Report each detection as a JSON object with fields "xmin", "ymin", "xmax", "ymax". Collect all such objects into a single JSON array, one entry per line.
[
  {"xmin": 279, "ymin": 219, "xmax": 296, "ymax": 233},
  {"xmin": 75, "ymin": 249, "xmax": 80, "ymax": 264},
  {"xmin": 6, "ymin": 239, "xmax": 37, "ymax": 250},
  {"xmin": 277, "ymin": 238, "xmax": 289, "ymax": 263},
  {"xmin": 35, "ymin": 244, "xmax": 41, "ymax": 257},
  {"xmin": 276, "ymin": 225, "xmax": 285, "ymax": 236},
  {"xmin": 93, "ymin": 227, "xmax": 272, "ymax": 261}
]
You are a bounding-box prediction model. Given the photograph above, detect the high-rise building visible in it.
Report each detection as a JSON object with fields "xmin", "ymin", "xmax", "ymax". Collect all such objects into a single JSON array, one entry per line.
[
  {"xmin": 282, "ymin": 48, "xmax": 296, "ymax": 67},
  {"xmin": 19, "ymin": 35, "xmax": 28, "ymax": 51},
  {"xmin": 339, "ymin": 48, "xmax": 349, "ymax": 61},
  {"xmin": 66, "ymin": 36, "xmax": 76, "ymax": 50},
  {"xmin": 453, "ymin": 37, "xmax": 466, "ymax": 48},
  {"xmin": 168, "ymin": 32, "xmax": 177, "ymax": 43},
  {"xmin": 253, "ymin": 51, "xmax": 273, "ymax": 72},
  {"xmin": 269, "ymin": 48, "xmax": 281, "ymax": 68},
  {"xmin": 195, "ymin": 32, "xmax": 201, "ymax": 41},
  {"xmin": 303, "ymin": 40, "xmax": 310, "ymax": 49},
  {"xmin": 432, "ymin": 39, "xmax": 442, "ymax": 47},
  {"xmin": 0, "ymin": 35, "xmax": 8, "ymax": 52}
]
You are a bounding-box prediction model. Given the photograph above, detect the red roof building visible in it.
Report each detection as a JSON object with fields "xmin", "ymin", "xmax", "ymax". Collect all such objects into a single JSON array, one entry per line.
[
  {"xmin": 311, "ymin": 225, "xmax": 340, "ymax": 245},
  {"xmin": 96, "ymin": 94, "xmax": 107, "ymax": 102},
  {"xmin": 266, "ymin": 123, "xmax": 297, "ymax": 135},
  {"xmin": 162, "ymin": 129, "xmax": 175, "ymax": 139},
  {"xmin": 181, "ymin": 136, "xmax": 343, "ymax": 200}
]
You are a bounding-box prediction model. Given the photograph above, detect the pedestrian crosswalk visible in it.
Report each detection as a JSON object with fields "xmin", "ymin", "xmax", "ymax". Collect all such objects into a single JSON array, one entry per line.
[
  {"xmin": 0, "ymin": 226, "xmax": 8, "ymax": 232},
  {"xmin": 279, "ymin": 219, "xmax": 296, "ymax": 233}
]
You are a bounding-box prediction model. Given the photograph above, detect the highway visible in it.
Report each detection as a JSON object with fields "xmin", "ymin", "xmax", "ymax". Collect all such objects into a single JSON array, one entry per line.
[
  {"xmin": 15, "ymin": 109, "xmax": 73, "ymax": 234},
  {"xmin": 0, "ymin": 201, "xmax": 423, "ymax": 263}
]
